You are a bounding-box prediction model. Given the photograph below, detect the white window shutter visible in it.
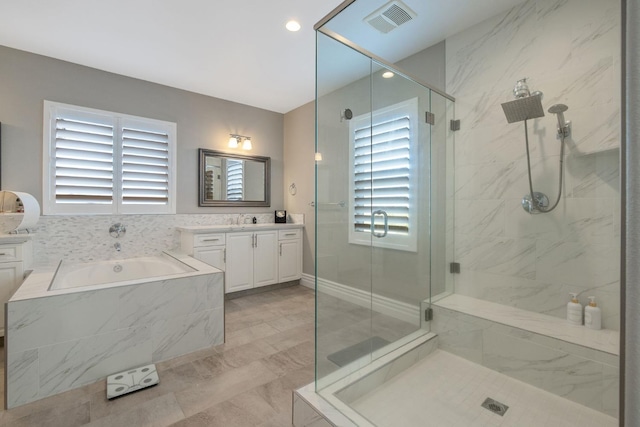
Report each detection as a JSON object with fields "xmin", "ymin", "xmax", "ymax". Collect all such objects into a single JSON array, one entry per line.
[
  {"xmin": 121, "ymin": 123, "xmax": 170, "ymax": 205},
  {"xmin": 348, "ymin": 98, "xmax": 418, "ymax": 252},
  {"xmin": 43, "ymin": 101, "xmax": 176, "ymax": 215}
]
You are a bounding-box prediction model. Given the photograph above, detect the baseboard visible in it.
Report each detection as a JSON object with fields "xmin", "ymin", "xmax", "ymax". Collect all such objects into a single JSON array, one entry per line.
[{"xmin": 300, "ymin": 273, "xmax": 419, "ymax": 325}]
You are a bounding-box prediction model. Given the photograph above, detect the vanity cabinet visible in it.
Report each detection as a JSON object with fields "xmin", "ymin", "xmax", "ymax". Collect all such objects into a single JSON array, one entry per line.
[
  {"xmin": 190, "ymin": 233, "xmax": 226, "ymax": 271},
  {"xmin": 278, "ymin": 229, "xmax": 302, "ymax": 282},
  {"xmin": 226, "ymin": 231, "xmax": 278, "ymax": 293},
  {"xmin": 0, "ymin": 239, "xmax": 31, "ymax": 336},
  {"xmin": 179, "ymin": 224, "xmax": 303, "ymax": 294}
]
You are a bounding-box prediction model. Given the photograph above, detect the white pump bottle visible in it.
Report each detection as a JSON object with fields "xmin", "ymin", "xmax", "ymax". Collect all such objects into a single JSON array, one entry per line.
[
  {"xmin": 584, "ymin": 296, "xmax": 602, "ymax": 330},
  {"xmin": 566, "ymin": 293, "xmax": 582, "ymax": 326}
]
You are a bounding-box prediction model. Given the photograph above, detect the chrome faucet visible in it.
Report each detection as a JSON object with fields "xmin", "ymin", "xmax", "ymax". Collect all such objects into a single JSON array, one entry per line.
[{"xmin": 109, "ymin": 223, "xmax": 126, "ymax": 238}]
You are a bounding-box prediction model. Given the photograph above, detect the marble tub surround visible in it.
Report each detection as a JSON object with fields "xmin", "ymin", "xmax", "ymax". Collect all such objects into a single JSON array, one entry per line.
[
  {"xmin": 0, "ymin": 285, "xmax": 314, "ymax": 426},
  {"xmin": 6, "ymin": 253, "xmax": 224, "ymax": 408},
  {"xmin": 31, "ymin": 212, "xmax": 304, "ymax": 268},
  {"xmin": 447, "ymin": 0, "xmax": 621, "ymax": 330},
  {"xmin": 431, "ymin": 300, "xmax": 619, "ymax": 417}
]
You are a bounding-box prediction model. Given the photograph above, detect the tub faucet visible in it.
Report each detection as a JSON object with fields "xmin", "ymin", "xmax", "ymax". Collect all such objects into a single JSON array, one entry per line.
[
  {"xmin": 114, "ymin": 242, "xmax": 121, "ymax": 252},
  {"xmin": 109, "ymin": 223, "xmax": 126, "ymax": 238}
]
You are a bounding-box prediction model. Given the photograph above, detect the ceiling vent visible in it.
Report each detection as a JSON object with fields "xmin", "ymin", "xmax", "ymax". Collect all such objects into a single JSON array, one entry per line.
[{"xmin": 364, "ymin": 0, "xmax": 417, "ymax": 34}]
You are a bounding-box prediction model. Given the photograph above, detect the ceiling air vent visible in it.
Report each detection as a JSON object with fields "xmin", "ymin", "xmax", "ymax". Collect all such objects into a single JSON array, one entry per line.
[{"xmin": 364, "ymin": 0, "xmax": 417, "ymax": 34}]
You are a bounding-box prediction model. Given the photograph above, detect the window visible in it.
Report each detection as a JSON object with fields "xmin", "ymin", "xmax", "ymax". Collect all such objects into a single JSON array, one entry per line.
[
  {"xmin": 349, "ymin": 98, "xmax": 418, "ymax": 252},
  {"xmin": 43, "ymin": 101, "xmax": 176, "ymax": 215}
]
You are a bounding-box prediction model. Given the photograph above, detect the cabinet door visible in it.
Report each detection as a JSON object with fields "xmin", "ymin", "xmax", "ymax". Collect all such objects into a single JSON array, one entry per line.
[
  {"xmin": 0, "ymin": 261, "xmax": 23, "ymax": 336},
  {"xmin": 225, "ymin": 233, "xmax": 254, "ymax": 293},
  {"xmin": 253, "ymin": 231, "xmax": 278, "ymax": 288},
  {"xmin": 279, "ymin": 239, "xmax": 302, "ymax": 282},
  {"xmin": 193, "ymin": 246, "xmax": 225, "ymax": 271}
]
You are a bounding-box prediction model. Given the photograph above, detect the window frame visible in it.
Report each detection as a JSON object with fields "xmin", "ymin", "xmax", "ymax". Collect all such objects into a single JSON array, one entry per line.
[
  {"xmin": 43, "ymin": 101, "xmax": 177, "ymax": 215},
  {"xmin": 348, "ymin": 97, "xmax": 419, "ymax": 252}
]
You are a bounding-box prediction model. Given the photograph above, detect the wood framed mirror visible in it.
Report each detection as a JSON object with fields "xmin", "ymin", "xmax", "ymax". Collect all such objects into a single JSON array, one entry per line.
[{"xmin": 198, "ymin": 149, "xmax": 271, "ymax": 207}]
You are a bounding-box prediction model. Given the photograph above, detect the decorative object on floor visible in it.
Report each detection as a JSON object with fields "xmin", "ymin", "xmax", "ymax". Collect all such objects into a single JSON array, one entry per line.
[
  {"xmin": 327, "ymin": 336, "xmax": 389, "ymax": 367},
  {"xmin": 107, "ymin": 363, "xmax": 159, "ymax": 399},
  {"xmin": 275, "ymin": 209, "xmax": 287, "ymax": 223}
]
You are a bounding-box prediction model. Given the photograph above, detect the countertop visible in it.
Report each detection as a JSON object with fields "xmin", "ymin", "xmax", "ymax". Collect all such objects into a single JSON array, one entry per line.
[{"xmin": 177, "ymin": 223, "xmax": 303, "ymax": 233}]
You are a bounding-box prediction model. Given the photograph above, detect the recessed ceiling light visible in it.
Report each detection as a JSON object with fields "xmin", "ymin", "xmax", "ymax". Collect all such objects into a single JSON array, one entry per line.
[
  {"xmin": 382, "ymin": 71, "xmax": 395, "ymax": 79},
  {"xmin": 286, "ymin": 20, "xmax": 301, "ymax": 32}
]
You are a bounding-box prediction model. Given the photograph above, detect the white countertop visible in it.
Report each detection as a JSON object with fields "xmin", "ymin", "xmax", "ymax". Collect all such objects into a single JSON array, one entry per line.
[
  {"xmin": 0, "ymin": 234, "xmax": 33, "ymax": 244},
  {"xmin": 177, "ymin": 223, "xmax": 303, "ymax": 233}
]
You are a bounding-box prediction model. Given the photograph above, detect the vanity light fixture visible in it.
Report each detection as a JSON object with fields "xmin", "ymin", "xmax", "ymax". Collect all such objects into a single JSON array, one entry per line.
[{"xmin": 228, "ymin": 134, "xmax": 253, "ymax": 150}]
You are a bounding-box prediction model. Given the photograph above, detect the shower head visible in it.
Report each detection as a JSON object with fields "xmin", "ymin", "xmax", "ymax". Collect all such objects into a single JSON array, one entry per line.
[
  {"xmin": 501, "ymin": 94, "xmax": 545, "ymax": 124},
  {"xmin": 548, "ymin": 104, "xmax": 569, "ymax": 133}
]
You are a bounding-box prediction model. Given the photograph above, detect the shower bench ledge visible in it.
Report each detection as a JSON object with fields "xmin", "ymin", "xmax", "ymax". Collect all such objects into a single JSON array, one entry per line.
[{"xmin": 432, "ymin": 294, "xmax": 619, "ymax": 356}]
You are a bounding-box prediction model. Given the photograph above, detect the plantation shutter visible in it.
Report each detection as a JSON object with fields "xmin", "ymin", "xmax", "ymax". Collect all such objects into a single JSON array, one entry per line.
[
  {"xmin": 226, "ymin": 160, "xmax": 244, "ymax": 200},
  {"xmin": 54, "ymin": 116, "xmax": 114, "ymax": 204},
  {"xmin": 44, "ymin": 101, "xmax": 176, "ymax": 215},
  {"xmin": 353, "ymin": 115, "xmax": 411, "ymax": 235},
  {"xmin": 121, "ymin": 124, "xmax": 170, "ymax": 205}
]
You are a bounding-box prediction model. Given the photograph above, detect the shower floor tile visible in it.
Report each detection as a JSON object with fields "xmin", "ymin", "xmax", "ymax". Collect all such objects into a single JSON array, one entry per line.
[{"xmin": 350, "ymin": 349, "xmax": 617, "ymax": 427}]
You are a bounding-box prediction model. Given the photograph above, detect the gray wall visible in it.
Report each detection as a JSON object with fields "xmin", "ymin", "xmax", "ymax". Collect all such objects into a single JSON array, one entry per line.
[
  {"xmin": 0, "ymin": 45, "xmax": 285, "ymax": 214},
  {"xmin": 283, "ymin": 101, "xmax": 315, "ymax": 275}
]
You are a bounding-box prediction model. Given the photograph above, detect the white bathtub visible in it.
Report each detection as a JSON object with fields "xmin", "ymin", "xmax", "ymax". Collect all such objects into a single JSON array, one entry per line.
[{"xmin": 50, "ymin": 253, "xmax": 196, "ymax": 290}]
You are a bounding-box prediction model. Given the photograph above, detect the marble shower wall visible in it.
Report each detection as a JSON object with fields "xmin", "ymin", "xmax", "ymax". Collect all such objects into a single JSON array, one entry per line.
[
  {"xmin": 446, "ymin": 0, "xmax": 621, "ymax": 329},
  {"xmin": 29, "ymin": 212, "xmax": 304, "ymax": 268}
]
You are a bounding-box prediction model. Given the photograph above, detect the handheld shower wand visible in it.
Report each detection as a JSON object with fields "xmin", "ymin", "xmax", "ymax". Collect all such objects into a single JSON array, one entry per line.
[{"xmin": 548, "ymin": 104, "xmax": 571, "ymax": 138}]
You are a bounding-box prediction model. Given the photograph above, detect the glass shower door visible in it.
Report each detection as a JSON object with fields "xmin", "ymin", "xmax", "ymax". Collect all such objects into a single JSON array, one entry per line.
[{"xmin": 315, "ymin": 29, "xmax": 438, "ymax": 394}]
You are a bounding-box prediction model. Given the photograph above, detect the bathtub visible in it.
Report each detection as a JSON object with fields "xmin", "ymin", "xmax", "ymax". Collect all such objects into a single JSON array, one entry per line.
[
  {"xmin": 6, "ymin": 251, "xmax": 224, "ymax": 408},
  {"xmin": 50, "ymin": 253, "xmax": 196, "ymax": 291}
]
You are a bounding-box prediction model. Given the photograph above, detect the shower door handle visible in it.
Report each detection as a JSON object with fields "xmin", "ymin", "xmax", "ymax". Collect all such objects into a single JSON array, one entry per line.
[{"xmin": 371, "ymin": 210, "xmax": 388, "ymax": 238}]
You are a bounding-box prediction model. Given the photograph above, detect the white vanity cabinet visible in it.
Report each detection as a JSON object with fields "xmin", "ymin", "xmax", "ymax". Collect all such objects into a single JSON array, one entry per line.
[
  {"xmin": 179, "ymin": 224, "xmax": 303, "ymax": 294},
  {"xmin": 0, "ymin": 239, "xmax": 31, "ymax": 336},
  {"xmin": 226, "ymin": 230, "xmax": 278, "ymax": 293},
  {"xmin": 278, "ymin": 229, "xmax": 302, "ymax": 282},
  {"xmin": 188, "ymin": 233, "xmax": 226, "ymax": 271}
]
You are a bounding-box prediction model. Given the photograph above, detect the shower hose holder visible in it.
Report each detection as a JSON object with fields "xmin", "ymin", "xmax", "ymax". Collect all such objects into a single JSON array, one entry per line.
[{"xmin": 522, "ymin": 192, "xmax": 549, "ymax": 214}]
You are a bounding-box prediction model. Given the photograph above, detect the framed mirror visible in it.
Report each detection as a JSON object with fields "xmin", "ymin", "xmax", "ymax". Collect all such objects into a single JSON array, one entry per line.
[{"xmin": 199, "ymin": 149, "xmax": 271, "ymax": 207}]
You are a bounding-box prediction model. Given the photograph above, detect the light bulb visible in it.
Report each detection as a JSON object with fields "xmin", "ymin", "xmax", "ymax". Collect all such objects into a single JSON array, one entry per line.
[
  {"xmin": 315, "ymin": 152, "xmax": 323, "ymax": 161},
  {"xmin": 382, "ymin": 71, "xmax": 394, "ymax": 79},
  {"xmin": 228, "ymin": 136, "xmax": 239, "ymax": 148},
  {"xmin": 242, "ymin": 138, "xmax": 252, "ymax": 150}
]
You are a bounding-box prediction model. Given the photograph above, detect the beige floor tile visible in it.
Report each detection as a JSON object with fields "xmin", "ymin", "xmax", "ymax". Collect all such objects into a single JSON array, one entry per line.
[
  {"xmin": 2, "ymin": 400, "xmax": 90, "ymax": 427},
  {"xmin": 87, "ymin": 392, "xmax": 185, "ymax": 427},
  {"xmin": 174, "ymin": 360, "xmax": 279, "ymax": 417}
]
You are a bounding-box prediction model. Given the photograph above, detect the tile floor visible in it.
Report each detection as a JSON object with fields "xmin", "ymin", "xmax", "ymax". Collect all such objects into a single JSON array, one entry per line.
[
  {"xmin": 350, "ymin": 349, "xmax": 618, "ymax": 427},
  {"xmin": 0, "ymin": 284, "xmax": 315, "ymax": 427}
]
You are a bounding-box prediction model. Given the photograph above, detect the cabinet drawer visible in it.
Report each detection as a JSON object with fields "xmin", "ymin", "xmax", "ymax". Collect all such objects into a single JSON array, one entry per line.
[
  {"xmin": 193, "ymin": 233, "xmax": 226, "ymax": 247},
  {"xmin": 278, "ymin": 229, "xmax": 301, "ymax": 240},
  {"xmin": 0, "ymin": 245, "xmax": 22, "ymax": 262}
]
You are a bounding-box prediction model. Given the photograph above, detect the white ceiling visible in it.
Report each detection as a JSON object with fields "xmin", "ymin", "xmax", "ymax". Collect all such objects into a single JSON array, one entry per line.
[{"xmin": 0, "ymin": 0, "xmax": 524, "ymax": 114}]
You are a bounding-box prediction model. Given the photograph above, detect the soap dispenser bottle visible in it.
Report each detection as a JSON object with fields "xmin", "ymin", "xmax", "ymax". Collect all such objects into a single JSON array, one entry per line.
[
  {"xmin": 584, "ymin": 296, "xmax": 602, "ymax": 330},
  {"xmin": 567, "ymin": 293, "xmax": 583, "ymax": 325}
]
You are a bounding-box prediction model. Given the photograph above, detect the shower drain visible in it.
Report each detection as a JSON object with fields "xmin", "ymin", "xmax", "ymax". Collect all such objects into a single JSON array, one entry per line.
[{"xmin": 481, "ymin": 397, "xmax": 509, "ymax": 416}]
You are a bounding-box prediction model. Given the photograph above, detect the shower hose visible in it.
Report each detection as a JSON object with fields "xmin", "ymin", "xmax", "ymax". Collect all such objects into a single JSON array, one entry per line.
[{"xmin": 523, "ymin": 119, "xmax": 566, "ymax": 213}]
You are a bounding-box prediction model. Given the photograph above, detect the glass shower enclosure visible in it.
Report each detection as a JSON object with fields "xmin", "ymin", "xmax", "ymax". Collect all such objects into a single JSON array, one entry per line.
[{"xmin": 314, "ymin": 27, "xmax": 454, "ymax": 392}]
